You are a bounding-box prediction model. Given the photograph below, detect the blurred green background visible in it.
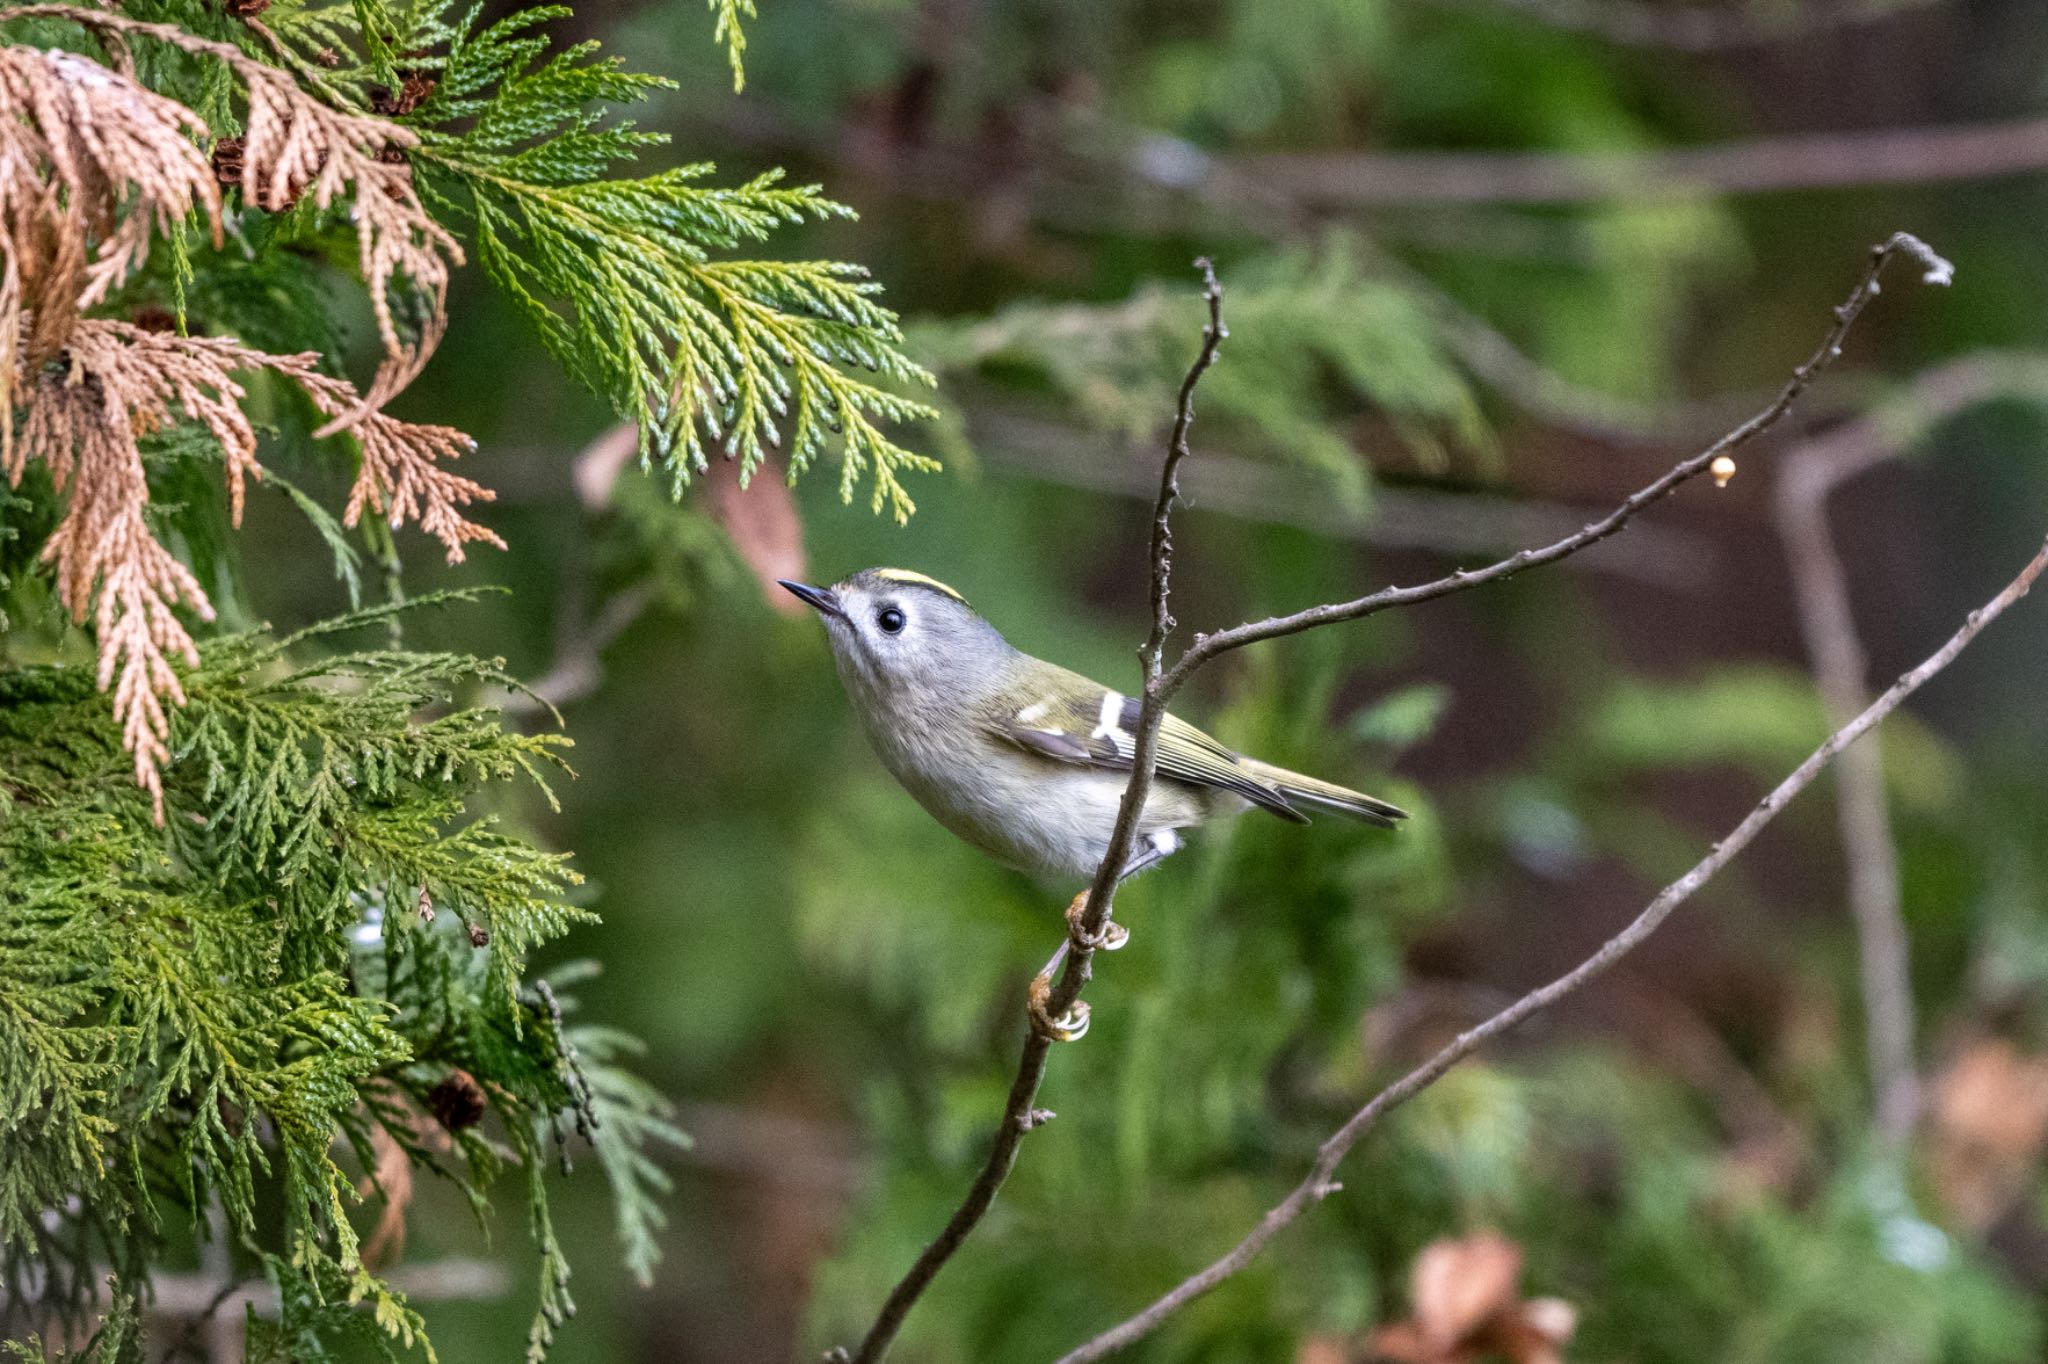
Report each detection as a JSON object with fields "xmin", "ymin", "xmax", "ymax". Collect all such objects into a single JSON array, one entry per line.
[{"xmin": 229, "ymin": 0, "xmax": 2048, "ymax": 1358}]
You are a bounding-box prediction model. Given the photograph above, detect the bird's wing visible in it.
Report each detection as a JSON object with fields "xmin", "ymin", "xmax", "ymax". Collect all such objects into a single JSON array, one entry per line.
[{"xmin": 990, "ymin": 678, "xmax": 1310, "ymax": 824}]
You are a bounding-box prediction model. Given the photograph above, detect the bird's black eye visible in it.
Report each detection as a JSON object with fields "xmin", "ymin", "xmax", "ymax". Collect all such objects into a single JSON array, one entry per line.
[{"xmin": 877, "ymin": 606, "xmax": 906, "ymax": 635}]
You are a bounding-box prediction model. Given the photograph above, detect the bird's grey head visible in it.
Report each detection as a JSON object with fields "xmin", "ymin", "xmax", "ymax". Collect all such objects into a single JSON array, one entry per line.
[{"xmin": 780, "ymin": 568, "xmax": 1016, "ymax": 712}]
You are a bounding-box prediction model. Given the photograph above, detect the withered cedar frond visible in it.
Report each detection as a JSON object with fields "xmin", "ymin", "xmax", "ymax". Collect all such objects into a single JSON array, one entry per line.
[
  {"xmin": 0, "ymin": 44, "xmax": 224, "ymax": 459},
  {"xmin": 8, "ymin": 321, "xmax": 495, "ymax": 819},
  {"xmin": 0, "ymin": 8, "xmax": 462, "ymax": 417}
]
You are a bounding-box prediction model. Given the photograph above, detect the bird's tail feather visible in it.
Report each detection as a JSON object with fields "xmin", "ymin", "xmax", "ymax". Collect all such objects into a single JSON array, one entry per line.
[{"xmin": 1239, "ymin": 759, "xmax": 1408, "ymax": 828}]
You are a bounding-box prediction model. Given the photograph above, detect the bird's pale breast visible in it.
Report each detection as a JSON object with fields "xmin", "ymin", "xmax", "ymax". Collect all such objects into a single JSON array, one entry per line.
[{"xmin": 868, "ymin": 712, "xmax": 1226, "ymax": 879}]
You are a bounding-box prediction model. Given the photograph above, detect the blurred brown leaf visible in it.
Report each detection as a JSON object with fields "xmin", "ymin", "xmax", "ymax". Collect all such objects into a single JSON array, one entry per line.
[
  {"xmin": 705, "ymin": 454, "xmax": 807, "ymax": 615},
  {"xmin": 1369, "ymin": 1231, "xmax": 1576, "ymax": 1364},
  {"xmin": 357, "ymin": 1118, "xmax": 414, "ymax": 1271},
  {"xmin": 1930, "ymin": 1037, "xmax": 2048, "ymax": 1229},
  {"xmin": 1298, "ymin": 1336, "xmax": 1357, "ymax": 1364},
  {"xmin": 1413, "ymin": 1231, "xmax": 1522, "ymax": 1350},
  {"xmin": 572, "ymin": 420, "xmax": 639, "ymax": 511}
]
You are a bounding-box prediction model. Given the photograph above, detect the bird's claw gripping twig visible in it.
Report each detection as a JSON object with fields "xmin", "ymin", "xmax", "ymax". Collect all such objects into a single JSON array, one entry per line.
[
  {"xmin": 1027, "ymin": 969, "xmax": 1091, "ymax": 1042},
  {"xmin": 1024, "ymin": 894, "xmax": 1121, "ymax": 1042},
  {"xmin": 1065, "ymin": 890, "xmax": 1128, "ymax": 953}
]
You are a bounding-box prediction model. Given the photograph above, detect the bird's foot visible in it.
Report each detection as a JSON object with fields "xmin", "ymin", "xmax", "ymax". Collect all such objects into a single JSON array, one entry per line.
[
  {"xmin": 1027, "ymin": 969, "xmax": 1090, "ymax": 1043},
  {"xmin": 1065, "ymin": 890, "xmax": 1128, "ymax": 953}
]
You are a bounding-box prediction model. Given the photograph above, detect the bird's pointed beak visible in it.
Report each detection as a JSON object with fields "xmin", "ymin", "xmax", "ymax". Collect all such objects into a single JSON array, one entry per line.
[{"xmin": 778, "ymin": 579, "xmax": 845, "ymax": 621}]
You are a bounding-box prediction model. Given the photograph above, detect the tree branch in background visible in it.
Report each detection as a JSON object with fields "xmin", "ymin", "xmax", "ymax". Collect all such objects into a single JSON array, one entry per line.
[
  {"xmin": 1217, "ymin": 121, "xmax": 2048, "ymax": 210},
  {"xmin": 705, "ymin": 95, "xmax": 2048, "ymax": 231},
  {"xmin": 1159, "ymin": 232, "xmax": 1953, "ymax": 693},
  {"xmin": 1055, "ymin": 528, "xmax": 2048, "ymax": 1363},
  {"xmin": 972, "ymin": 407, "xmax": 1725, "ymax": 590},
  {"xmin": 490, "ymin": 426, "xmax": 652, "ymax": 719},
  {"xmin": 1773, "ymin": 352, "xmax": 2048, "ymax": 1149},
  {"xmin": 504, "ymin": 585, "xmax": 654, "ymax": 716},
  {"xmin": 1389, "ymin": 255, "xmax": 1811, "ymax": 445},
  {"xmin": 833, "ymin": 232, "xmax": 1951, "ymax": 1361},
  {"xmin": 1412, "ymin": 0, "xmax": 1949, "ymax": 53}
]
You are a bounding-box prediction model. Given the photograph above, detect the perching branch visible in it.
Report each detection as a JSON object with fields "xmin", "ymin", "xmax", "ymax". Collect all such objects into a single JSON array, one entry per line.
[
  {"xmin": 829, "ymin": 261, "xmax": 1228, "ymax": 1364},
  {"xmin": 1772, "ymin": 352, "xmax": 2048, "ymax": 1149},
  {"xmin": 1053, "ymin": 528, "xmax": 2048, "ymax": 1363},
  {"xmin": 1071, "ymin": 256, "xmax": 1229, "ymax": 952},
  {"xmin": 833, "ymin": 232, "xmax": 1950, "ymax": 1361}
]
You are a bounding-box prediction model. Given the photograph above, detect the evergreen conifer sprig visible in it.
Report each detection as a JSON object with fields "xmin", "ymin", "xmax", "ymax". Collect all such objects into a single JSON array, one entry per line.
[
  {"xmin": 3, "ymin": 0, "xmax": 900, "ymax": 1353},
  {"xmin": 2, "ymin": 0, "xmax": 934, "ymax": 805},
  {"xmin": 0, "ymin": 604, "xmax": 680, "ymax": 1360},
  {"xmin": 705, "ymin": 0, "xmax": 754, "ymax": 91},
  {"xmin": 923, "ymin": 236, "xmax": 1489, "ymax": 505},
  {"xmin": 410, "ymin": 3, "xmax": 939, "ymax": 517}
]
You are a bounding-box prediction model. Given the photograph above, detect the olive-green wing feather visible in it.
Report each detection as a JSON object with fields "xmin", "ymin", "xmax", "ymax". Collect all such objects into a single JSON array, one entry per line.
[{"xmin": 991, "ymin": 678, "xmax": 1312, "ymax": 823}]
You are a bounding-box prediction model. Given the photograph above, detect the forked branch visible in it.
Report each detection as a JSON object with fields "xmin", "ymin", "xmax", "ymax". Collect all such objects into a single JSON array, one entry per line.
[
  {"xmin": 1158, "ymin": 232, "xmax": 1955, "ymax": 697},
  {"xmin": 830, "ymin": 261, "xmax": 1227, "ymax": 1364},
  {"xmin": 1772, "ymin": 352, "xmax": 2048, "ymax": 1149},
  {"xmin": 833, "ymin": 232, "xmax": 1955, "ymax": 1361},
  {"xmin": 1056, "ymin": 529, "xmax": 2048, "ymax": 1361}
]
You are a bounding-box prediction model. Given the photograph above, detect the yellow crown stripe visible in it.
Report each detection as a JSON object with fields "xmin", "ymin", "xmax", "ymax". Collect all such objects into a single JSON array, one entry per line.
[{"xmin": 871, "ymin": 568, "xmax": 968, "ymax": 604}]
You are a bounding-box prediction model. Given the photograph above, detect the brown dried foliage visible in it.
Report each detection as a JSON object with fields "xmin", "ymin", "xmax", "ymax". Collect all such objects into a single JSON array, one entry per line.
[
  {"xmin": 0, "ymin": 44, "xmax": 224, "ymax": 458},
  {"xmin": 293, "ymin": 361, "xmax": 502, "ymax": 561},
  {"xmin": 0, "ymin": 21, "xmax": 497, "ymax": 817},
  {"xmin": 225, "ymin": 40, "xmax": 460, "ymax": 421},
  {"xmin": 12, "ymin": 332, "xmax": 216, "ymax": 815},
  {"xmin": 2, "ymin": 7, "xmax": 464, "ymax": 416},
  {"xmin": 1365, "ymin": 1232, "xmax": 1577, "ymax": 1364},
  {"xmin": 6, "ymin": 322, "xmax": 497, "ymax": 817}
]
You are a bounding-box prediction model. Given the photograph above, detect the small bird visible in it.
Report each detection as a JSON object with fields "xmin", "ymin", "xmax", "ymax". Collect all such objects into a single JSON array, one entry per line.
[{"xmin": 781, "ymin": 567, "xmax": 1408, "ymax": 1039}]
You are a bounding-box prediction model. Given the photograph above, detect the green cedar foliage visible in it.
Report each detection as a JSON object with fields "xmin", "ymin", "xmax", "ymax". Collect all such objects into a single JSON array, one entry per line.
[
  {"xmin": 918, "ymin": 236, "xmax": 1494, "ymax": 509},
  {"xmin": 0, "ymin": 603, "xmax": 685, "ymax": 1361},
  {"xmin": 401, "ymin": 5, "xmax": 939, "ymax": 514},
  {"xmin": 50, "ymin": 0, "xmax": 938, "ymax": 518},
  {"xmin": 0, "ymin": 0, "xmax": 875, "ymax": 1346}
]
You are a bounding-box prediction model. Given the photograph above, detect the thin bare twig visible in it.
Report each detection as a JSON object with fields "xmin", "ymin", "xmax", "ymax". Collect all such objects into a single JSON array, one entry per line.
[
  {"xmin": 828, "ymin": 261, "xmax": 1229, "ymax": 1364},
  {"xmin": 1157, "ymin": 232, "xmax": 1955, "ymax": 699},
  {"xmin": 1055, "ymin": 532, "xmax": 2048, "ymax": 1362},
  {"xmin": 1773, "ymin": 352, "xmax": 2048, "ymax": 1148}
]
